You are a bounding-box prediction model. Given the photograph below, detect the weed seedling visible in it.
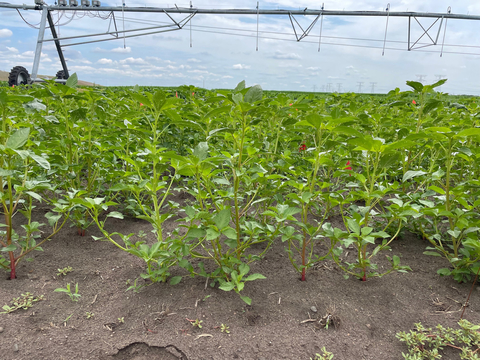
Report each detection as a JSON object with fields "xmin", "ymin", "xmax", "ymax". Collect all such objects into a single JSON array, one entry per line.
[
  {"xmin": 1, "ymin": 292, "xmax": 44, "ymax": 314},
  {"xmin": 54, "ymin": 283, "xmax": 81, "ymax": 302},
  {"xmin": 311, "ymin": 347, "xmax": 334, "ymax": 360},
  {"xmin": 220, "ymin": 323, "xmax": 230, "ymax": 333},
  {"xmin": 85, "ymin": 312, "xmax": 94, "ymax": 319},
  {"xmin": 310, "ymin": 346, "xmax": 333, "ymax": 360},
  {"xmin": 57, "ymin": 266, "xmax": 73, "ymax": 276},
  {"xmin": 397, "ymin": 320, "xmax": 480, "ymax": 359},
  {"xmin": 118, "ymin": 317, "xmax": 125, "ymax": 323},
  {"xmin": 63, "ymin": 313, "xmax": 73, "ymax": 326},
  {"xmin": 186, "ymin": 318, "xmax": 203, "ymax": 328}
]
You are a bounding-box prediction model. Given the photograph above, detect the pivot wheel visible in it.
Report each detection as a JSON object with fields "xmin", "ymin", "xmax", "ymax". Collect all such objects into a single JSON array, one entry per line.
[
  {"xmin": 8, "ymin": 66, "xmax": 31, "ymax": 87},
  {"xmin": 56, "ymin": 70, "xmax": 69, "ymax": 80}
]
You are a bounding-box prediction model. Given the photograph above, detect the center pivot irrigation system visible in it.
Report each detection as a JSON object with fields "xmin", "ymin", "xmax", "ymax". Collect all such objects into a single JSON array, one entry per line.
[{"xmin": 1, "ymin": 1, "xmax": 480, "ymax": 87}]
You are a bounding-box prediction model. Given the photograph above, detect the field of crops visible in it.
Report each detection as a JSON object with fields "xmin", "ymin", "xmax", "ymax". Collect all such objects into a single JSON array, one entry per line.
[{"xmin": 1, "ymin": 76, "xmax": 480, "ymax": 359}]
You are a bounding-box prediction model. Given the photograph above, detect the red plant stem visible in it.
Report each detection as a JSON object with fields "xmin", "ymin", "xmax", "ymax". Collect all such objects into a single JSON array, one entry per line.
[
  {"xmin": 301, "ymin": 267, "xmax": 306, "ymax": 281},
  {"xmin": 362, "ymin": 272, "xmax": 366, "ymax": 282},
  {"xmin": 9, "ymin": 250, "xmax": 16, "ymax": 279}
]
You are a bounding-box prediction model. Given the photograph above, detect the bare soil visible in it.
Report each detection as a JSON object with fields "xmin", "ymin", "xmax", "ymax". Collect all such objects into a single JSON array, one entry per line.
[{"xmin": 1, "ymin": 208, "xmax": 479, "ymax": 360}]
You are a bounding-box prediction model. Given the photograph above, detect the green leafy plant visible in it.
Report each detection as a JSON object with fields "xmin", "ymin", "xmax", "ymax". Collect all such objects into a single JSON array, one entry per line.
[
  {"xmin": 54, "ymin": 283, "xmax": 81, "ymax": 302},
  {"xmin": 57, "ymin": 266, "xmax": 73, "ymax": 276},
  {"xmin": 396, "ymin": 320, "xmax": 480, "ymax": 359},
  {"xmin": 311, "ymin": 347, "xmax": 334, "ymax": 360},
  {"xmin": 219, "ymin": 323, "xmax": 230, "ymax": 333},
  {"xmin": 1, "ymin": 292, "xmax": 44, "ymax": 314},
  {"xmin": 186, "ymin": 318, "xmax": 203, "ymax": 328},
  {"xmin": 85, "ymin": 311, "xmax": 94, "ymax": 319},
  {"xmin": 0, "ymin": 115, "xmax": 71, "ymax": 280}
]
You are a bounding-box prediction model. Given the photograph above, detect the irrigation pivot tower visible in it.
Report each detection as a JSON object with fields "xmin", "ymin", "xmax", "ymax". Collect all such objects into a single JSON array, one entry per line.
[{"xmin": 1, "ymin": 1, "xmax": 480, "ymax": 86}]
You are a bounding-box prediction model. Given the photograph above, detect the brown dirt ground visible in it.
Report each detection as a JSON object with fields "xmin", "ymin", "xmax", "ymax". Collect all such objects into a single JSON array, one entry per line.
[{"xmin": 1, "ymin": 206, "xmax": 479, "ymax": 360}]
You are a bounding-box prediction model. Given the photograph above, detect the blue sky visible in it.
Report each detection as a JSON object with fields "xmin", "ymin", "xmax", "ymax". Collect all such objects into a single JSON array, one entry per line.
[{"xmin": 1, "ymin": 0, "xmax": 480, "ymax": 94}]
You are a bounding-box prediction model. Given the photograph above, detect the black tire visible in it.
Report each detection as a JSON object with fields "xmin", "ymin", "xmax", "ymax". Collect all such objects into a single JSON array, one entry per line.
[
  {"xmin": 56, "ymin": 70, "xmax": 69, "ymax": 80},
  {"xmin": 8, "ymin": 66, "xmax": 31, "ymax": 87}
]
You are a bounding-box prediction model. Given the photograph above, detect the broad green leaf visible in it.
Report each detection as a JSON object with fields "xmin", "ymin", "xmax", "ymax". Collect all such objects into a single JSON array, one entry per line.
[
  {"xmin": 30, "ymin": 153, "xmax": 50, "ymax": 170},
  {"xmin": 244, "ymin": 84, "xmax": 263, "ymax": 104},
  {"xmin": 0, "ymin": 169, "xmax": 14, "ymax": 177},
  {"xmin": 6, "ymin": 128, "xmax": 30, "ymax": 150},
  {"xmin": 222, "ymin": 227, "xmax": 237, "ymax": 240},
  {"xmin": 186, "ymin": 228, "xmax": 206, "ymax": 239},
  {"xmin": 402, "ymin": 170, "xmax": 426, "ymax": 182},
  {"xmin": 240, "ymin": 296, "xmax": 252, "ymax": 305},
  {"xmin": 107, "ymin": 211, "xmax": 124, "ymax": 219},
  {"xmin": 193, "ymin": 142, "xmax": 209, "ymax": 161},
  {"xmin": 406, "ymin": 81, "xmax": 423, "ymax": 92},
  {"xmin": 333, "ymin": 126, "xmax": 363, "ymax": 138},
  {"xmin": 428, "ymin": 185, "xmax": 445, "ymax": 195},
  {"xmin": 219, "ymin": 282, "xmax": 235, "ymax": 292},
  {"xmin": 379, "ymin": 152, "xmax": 401, "ymax": 169},
  {"xmin": 206, "ymin": 228, "xmax": 220, "ymax": 240},
  {"xmin": 456, "ymin": 128, "xmax": 480, "ymax": 138},
  {"xmin": 1, "ymin": 244, "xmax": 16, "ymax": 252},
  {"xmin": 305, "ymin": 113, "xmax": 323, "ymax": 130},
  {"xmin": 423, "ymin": 251, "xmax": 442, "ymax": 257},
  {"xmin": 234, "ymin": 80, "xmax": 246, "ymax": 92},
  {"xmin": 437, "ymin": 268, "xmax": 451, "ymax": 276},
  {"xmin": 169, "ymin": 276, "xmax": 182, "ymax": 285},
  {"xmin": 214, "ymin": 209, "xmax": 231, "ymax": 230},
  {"xmin": 65, "ymin": 73, "xmax": 78, "ymax": 88},
  {"xmin": 25, "ymin": 191, "xmax": 42, "ymax": 202},
  {"xmin": 347, "ymin": 219, "xmax": 360, "ymax": 235},
  {"xmin": 245, "ymin": 273, "xmax": 266, "ymax": 281}
]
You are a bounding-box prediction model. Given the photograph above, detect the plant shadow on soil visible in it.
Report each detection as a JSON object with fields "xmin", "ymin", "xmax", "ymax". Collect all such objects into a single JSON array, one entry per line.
[{"xmin": 1, "ymin": 208, "xmax": 479, "ymax": 360}]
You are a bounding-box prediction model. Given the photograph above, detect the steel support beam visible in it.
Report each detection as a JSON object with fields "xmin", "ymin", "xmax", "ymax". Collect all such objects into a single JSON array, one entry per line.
[
  {"xmin": 1, "ymin": 3, "xmax": 480, "ymax": 20},
  {"xmin": 46, "ymin": 10, "xmax": 69, "ymax": 78},
  {"xmin": 31, "ymin": 7, "xmax": 48, "ymax": 82}
]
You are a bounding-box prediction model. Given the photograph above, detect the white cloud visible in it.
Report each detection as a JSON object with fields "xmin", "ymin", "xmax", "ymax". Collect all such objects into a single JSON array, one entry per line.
[
  {"xmin": 112, "ymin": 47, "xmax": 132, "ymax": 53},
  {"xmin": 119, "ymin": 57, "xmax": 147, "ymax": 65},
  {"xmin": 0, "ymin": 29, "xmax": 13, "ymax": 38},
  {"xmin": 223, "ymin": 75, "xmax": 233, "ymax": 79},
  {"xmin": 93, "ymin": 46, "xmax": 132, "ymax": 54},
  {"xmin": 188, "ymin": 58, "xmax": 201, "ymax": 63},
  {"xmin": 6, "ymin": 47, "xmax": 18, "ymax": 53},
  {"xmin": 232, "ymin": 64, "xmax": 250, "ymax": 70},
  {"xmin": 98, "ymin": 58, "xmax": 113, "ymax": 65},
  {"xmin": 272, "ymin": 50, "xmax": 302, "ymax": 60}
]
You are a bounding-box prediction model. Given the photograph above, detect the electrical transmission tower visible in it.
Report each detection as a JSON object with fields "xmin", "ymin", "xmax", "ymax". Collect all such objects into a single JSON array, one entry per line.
[
  {"xmin": 337, "ymin": 83, "xmax": 342, "ymax": 93},
  {"xmin": 327, "ymin": 83, "xmax": 333, "ymax": 92},
  {"xmin": 370, "ymin": 82, "xmax": 377, "ymax": 93},
  {"xmin": 416, "ymin": 75, "xmax": 427, "ymax": 83},
  {"xmin": 2, "ymin": 2, "xmax": 480, "ymax": 85},
  {"xmin": 357, "ymin": 82, "xmax": 364, "ymax": 93},
  {"xmin": 435, "ymin": 74, "xmax": 446, "ymax": 91}
]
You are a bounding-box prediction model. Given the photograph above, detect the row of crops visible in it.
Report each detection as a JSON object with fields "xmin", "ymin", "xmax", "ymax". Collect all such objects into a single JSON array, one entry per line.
[{"xmin": 1, "ymin": 76, "xmax": 479, "ymax": 304}]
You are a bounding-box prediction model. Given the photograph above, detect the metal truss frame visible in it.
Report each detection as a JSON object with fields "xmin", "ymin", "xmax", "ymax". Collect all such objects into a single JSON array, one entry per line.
[{"xmin": 0, "ymin": 2, "xmax": 478, "ymax": 83}]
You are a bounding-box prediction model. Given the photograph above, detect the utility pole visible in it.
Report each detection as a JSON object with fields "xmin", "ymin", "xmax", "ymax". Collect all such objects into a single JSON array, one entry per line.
[
  {"xmin": 416, "ymin": 74, "xmax": 427, "ymax": 83},
  {"xmin": 357, "ymin": 82, "xmax": 364, "ymax": 93},
  {"xmin": 370, "ymin": 82, "xmax": 377, "ymax": 93}
]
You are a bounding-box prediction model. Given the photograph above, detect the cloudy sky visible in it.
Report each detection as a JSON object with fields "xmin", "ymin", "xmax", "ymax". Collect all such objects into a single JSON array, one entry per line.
[{"xmin": 1, "ymin": 1, "xmax": 480, "ymax": 94}]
